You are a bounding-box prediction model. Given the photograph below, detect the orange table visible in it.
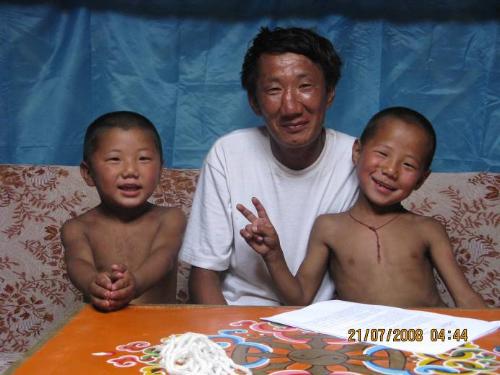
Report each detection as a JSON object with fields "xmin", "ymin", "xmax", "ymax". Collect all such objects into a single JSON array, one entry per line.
[{"xmin": 10, "ymin": 304, "xmax": 500, "ymax": 374}]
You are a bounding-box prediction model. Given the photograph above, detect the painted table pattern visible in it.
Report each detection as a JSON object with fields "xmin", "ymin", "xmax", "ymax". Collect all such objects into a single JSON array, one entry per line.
[{"xmin": 10, "ymin": 305, "xmax": 500, "ymax": 375}]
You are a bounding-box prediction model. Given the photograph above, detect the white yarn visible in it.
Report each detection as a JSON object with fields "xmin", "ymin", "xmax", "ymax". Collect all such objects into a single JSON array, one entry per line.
[{"xmin": 158, "ymin": 332, "xmax": 251, "ymax": 375}]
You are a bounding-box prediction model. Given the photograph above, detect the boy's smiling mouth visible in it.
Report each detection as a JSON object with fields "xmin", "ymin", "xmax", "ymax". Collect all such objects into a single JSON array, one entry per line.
[
  {"xmin": 118, "ymin": 183, "xmax": 142, "ymax": 196},
  {"xmin": 372, "ymin": 177, "xmax": 396, "ymax": 192}
]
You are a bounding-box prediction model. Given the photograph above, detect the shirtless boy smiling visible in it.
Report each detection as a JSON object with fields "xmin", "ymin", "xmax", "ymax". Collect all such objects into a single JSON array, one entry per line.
[
  {"xmin": 61, "ymin": 111, "xmax": 185, "ymax": 311},
  {"xmin": 238, "ymin": 107, "xmax": 486, "ymax": 308}
]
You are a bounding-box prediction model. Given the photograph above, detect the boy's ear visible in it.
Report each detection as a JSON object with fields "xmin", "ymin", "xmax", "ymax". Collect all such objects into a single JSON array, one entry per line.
[
  {"xmin": 80, "ymin": 161, "xmax": 96, "ymax": 187},
  {"xmin": 248, "ymin": 94, "xmax": 262, "ymax": 116},
  {"xmin": 414, "ymin": 169, "xmax": 431, "ymax": 190},
  {"xmin": 157, "ymin": 163, "xmax": 163, "ymax": 180},
  {"xmin": 352, "ymin": 139, "xmax": 362, "ymax": 165}
]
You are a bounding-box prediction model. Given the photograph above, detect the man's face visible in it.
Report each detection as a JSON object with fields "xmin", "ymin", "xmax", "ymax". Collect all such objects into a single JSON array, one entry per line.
[{"xmin": 250, "ymin": 52, "xmax": 334, "ymax": 152}]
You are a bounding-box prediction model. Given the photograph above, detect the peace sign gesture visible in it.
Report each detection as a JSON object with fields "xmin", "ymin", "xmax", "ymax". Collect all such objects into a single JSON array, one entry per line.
[{"xmin": 236, "ymin": 197, "xmax": 282, "ymax": 260}]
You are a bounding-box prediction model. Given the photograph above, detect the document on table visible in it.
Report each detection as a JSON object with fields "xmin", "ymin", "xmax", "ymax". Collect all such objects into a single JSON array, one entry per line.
[{"xmin": 262, "ymin": 300, "xmax": 500, "ymax": 354}]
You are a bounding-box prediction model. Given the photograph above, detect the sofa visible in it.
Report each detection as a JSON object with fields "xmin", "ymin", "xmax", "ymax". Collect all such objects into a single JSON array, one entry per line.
[{"xmin": 0, "ymin": 164, "xmax": 498, "ymax": 373}]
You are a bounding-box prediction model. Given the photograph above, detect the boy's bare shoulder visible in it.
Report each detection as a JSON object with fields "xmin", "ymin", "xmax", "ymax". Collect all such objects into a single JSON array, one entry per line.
[
  {"xmin": 401, "ymin": 211, "xmax": 443, "ymax": 227},
  {"xmin": 149, "ymin": 205, "xmax": 186, "ymax": 226},
  {"xmin": 60, "ymin": 208, "xmax": 105, "ymax": 250},
  {"xmin": 400, "ymin": 211, "xmax": 447, "ymax": 237},
  {"xmin": 149, "ymin": 204, "xmax": 184, "ymax": 217},
  {"xmin": 314, "ymin": 211, "xmax": 349, "ymax": 230},
  {"xmin": 61, "ymin": 207, "xmax": 100, "ymax": 234},
  {"xmin": 316, "ymin": 211, "xmax": 349, "ymax": 223}
]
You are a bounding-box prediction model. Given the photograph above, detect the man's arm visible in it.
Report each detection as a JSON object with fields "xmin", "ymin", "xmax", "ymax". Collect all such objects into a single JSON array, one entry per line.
[
  {"xmin": 427, "ymin": 219, "xmax": 487, "ymax": 308},
  {"xmin": 189, "ymin": 266, "xmax": 227, "ymax": 304},
  {"xmin": 180, "ymin": 150, "xmax": 235, "ymax": 305}
]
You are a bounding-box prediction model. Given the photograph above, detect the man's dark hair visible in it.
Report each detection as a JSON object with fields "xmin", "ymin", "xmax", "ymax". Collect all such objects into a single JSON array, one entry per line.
[
  {"xmin": 360, "ymin": 106, "xmax": 436, "ymax": 169},
  {"xmin": 241, "ymin": 27, "xmax": 342, "ymax": 100},
  {"xmin": 83, "ymin": 111, "xmax": 163, "ymax": 164}
]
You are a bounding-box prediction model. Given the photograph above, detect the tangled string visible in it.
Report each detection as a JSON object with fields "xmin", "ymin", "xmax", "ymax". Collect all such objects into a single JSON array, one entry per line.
[{"xmin": 159, "ymin": 332, "xmax": 251, "ymax": 375}]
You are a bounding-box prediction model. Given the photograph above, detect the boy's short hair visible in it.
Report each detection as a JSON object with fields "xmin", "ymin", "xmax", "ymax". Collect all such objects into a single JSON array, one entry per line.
[
  {"xmin": 241, "ymin": 26, "xmax": 342, "ymax": 101},
  {"xmin": 360, "ymin": 106, "xmax": 436, "ymax": 169},
  {"xmin": 83, "ymin": 111, "xmax": 163, "ymax": 164}
]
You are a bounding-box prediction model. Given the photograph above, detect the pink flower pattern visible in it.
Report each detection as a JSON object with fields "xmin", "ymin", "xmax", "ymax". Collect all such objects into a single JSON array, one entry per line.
[
  {"xmin": 403, "ymin": 172, "xmax": 499, "ymax": 307},
  {"xmin": 0, "ymin": 165, "xmax": 198, "ymax": 369},
  {"xmin": 0, "ymin": 165, "xmax": 498, "ymax": 372}
]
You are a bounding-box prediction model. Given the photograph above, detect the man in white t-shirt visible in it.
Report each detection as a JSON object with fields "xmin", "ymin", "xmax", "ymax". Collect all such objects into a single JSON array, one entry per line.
[{"xmin": 179, "ymin": 26, "xmax": 359, "ymax": 305}]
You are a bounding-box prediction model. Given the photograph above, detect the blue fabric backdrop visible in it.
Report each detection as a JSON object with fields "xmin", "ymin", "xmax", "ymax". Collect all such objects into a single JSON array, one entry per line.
[{"xmin": 1, "ymin": 0, "xmax": 499, "ymax": 171}]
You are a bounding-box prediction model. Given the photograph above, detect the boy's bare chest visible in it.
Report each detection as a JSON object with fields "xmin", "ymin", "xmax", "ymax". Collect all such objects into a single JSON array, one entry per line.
[
  {"xmin": 329, "ymin": 219, "xmax": 428, "ymax": 264},
  {"xmin": 86, "ymin": 220, "xmax": 159, "ymax": 267}
]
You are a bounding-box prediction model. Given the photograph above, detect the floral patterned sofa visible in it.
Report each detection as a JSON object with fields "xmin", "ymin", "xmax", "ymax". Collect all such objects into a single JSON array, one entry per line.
[{"xmin": 0, "ymin": 164, "xmax": 498, "ymax": 373}]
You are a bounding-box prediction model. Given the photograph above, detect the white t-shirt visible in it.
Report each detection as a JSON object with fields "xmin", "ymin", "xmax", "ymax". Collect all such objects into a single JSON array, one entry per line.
[{"xmin": 180, "ymin": 127, "xmax": 359, "ymax": 305}]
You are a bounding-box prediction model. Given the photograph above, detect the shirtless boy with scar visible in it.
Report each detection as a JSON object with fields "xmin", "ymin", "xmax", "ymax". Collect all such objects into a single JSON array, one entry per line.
[{"xmin": 238, "ymin": 106, "xmax": 486, "ymax": 308}]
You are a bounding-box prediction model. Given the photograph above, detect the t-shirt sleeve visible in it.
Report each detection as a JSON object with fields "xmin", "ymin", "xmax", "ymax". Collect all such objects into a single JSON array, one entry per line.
[{"xmin": 179, "ymin": 147, "xmax": 233, "ymax": 271}]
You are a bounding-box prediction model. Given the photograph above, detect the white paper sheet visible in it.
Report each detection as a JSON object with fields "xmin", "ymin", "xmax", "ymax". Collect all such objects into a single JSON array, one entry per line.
[{"xmin": 262, "ymin": 300, "xmax": 500, "ymax": 354}]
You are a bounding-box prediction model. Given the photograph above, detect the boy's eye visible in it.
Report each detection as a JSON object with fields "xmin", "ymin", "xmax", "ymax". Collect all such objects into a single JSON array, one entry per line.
[
  {"xmin": 375, "ymin": 150, "xmax": 387, "ymax": 157},
  {"xmin": 106, "ymin": 157, "xmax": 120, "ymax": 162},
  {"xmin": 139, "ymin": 156, "xmax": 152, "ymax": 161},
  {"xmin": 403, "ymin": 162, "xmax": 417, "ymax": 169}
]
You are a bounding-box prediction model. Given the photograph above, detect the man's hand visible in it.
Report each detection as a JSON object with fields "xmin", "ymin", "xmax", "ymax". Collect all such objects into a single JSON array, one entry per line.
[{"xmin": 236, "ymin": 197, "xmax": 282, "ymax": 260}]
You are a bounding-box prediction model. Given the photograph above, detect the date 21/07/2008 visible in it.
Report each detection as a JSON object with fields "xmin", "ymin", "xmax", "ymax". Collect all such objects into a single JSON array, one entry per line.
[{"xmin": 347, "ymin": 328, "xmax": 468, "ymax": 343}]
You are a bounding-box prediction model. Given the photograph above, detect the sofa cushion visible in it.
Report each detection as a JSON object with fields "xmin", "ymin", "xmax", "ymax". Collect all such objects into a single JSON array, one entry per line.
[
  {"xmin": 0, "ymin": 165, "xmax": 199, "ymax": 358},
  {"xmin": 0, "ymin": 165, "xmax": 498, "ymax": 370},
  {"xmin": 403, "ymin": 172, "xmax": 499, "ymax": 307}
]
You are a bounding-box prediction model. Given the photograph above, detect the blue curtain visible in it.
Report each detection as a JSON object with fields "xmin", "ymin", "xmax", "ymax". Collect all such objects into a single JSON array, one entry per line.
[{"xmin": 1, "ymin": 0, "xmax": 499, "ymax": 172}]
